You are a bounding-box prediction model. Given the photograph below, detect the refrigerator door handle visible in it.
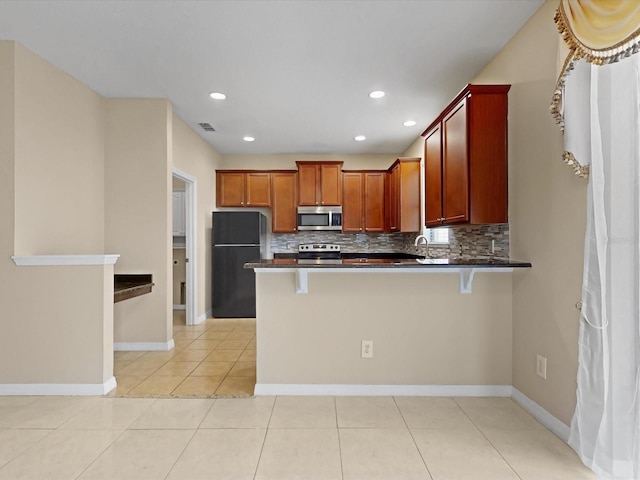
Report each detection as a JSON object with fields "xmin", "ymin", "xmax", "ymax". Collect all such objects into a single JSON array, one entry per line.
[{"xmin": 214, "ymin": 244, "xmax": 260, "ymax": 247}]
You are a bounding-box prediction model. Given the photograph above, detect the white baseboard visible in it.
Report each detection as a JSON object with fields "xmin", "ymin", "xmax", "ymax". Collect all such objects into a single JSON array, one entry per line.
[
  {"xmin": 113, "ymin": 340, "xmax": 175, "ymax": 351},
  {"xmin": 194, "ymin": 309, "xmax": 211, "ymax": 325},
  {"xmin": 0, "ymin": 377, "xmax": 117, "ymax": 396},
  {"xmin": 512, "ymin": 388, "xmax": 570, "ymax": 442},
  {"xmin": 173, "ymin": 305, "xmax": 186, "ymax": 311},
  {"xmin": 254, "ymin": 384, "xmax": 513, "ymax": 397}
]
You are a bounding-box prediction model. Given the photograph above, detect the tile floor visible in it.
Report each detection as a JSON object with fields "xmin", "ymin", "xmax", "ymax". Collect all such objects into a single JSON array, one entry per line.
[
  {"xmin": 0, "ymin": 395, "xmax": 596, "ymax": 479},
  {"xmin": 112, "ymin": 313, "xmax": 256, "ymax": 397}
]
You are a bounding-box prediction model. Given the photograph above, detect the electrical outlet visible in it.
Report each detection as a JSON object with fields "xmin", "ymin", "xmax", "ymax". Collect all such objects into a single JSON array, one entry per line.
[
  {"xmin": 361, "ymin": 340, "xmax": 373, "ymax": 359},
  {"xmin": 536, "ymin": 354, "xmax": 547, "ymax": 379}
]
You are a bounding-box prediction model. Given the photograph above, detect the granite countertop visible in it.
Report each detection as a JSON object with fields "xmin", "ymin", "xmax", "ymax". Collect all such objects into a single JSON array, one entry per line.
[{"xmin": 246, "ymin": 256, "xmax": 531, "ymax": 269}]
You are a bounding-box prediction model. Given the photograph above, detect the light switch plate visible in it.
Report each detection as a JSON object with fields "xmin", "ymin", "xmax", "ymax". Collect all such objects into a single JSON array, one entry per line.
[{"xmin": 536, "ymin": 354, "xmax": 547, "ymax": 379}]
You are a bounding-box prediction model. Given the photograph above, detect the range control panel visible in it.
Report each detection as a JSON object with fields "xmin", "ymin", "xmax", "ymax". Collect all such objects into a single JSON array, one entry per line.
[{"xmin": 298, "ymin": 244, "xmax": 341, "ymax": 253}]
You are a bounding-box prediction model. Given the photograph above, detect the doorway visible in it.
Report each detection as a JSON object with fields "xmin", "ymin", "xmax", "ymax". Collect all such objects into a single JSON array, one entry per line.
[{"xmin": 172, "ymin": 168, "xmax": 197, "ymax": 326}]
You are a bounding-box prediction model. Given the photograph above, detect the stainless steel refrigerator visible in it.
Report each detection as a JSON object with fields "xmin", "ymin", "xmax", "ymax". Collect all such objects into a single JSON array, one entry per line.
[{"xmin": 212, "ymin": 211, "xmax": 266, "ymax": 318}]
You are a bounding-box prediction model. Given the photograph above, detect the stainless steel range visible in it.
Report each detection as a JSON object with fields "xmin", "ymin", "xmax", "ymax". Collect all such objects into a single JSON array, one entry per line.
[{"xmin": 297, "ymin": 243, "xmax": 341, "ymax": 264}]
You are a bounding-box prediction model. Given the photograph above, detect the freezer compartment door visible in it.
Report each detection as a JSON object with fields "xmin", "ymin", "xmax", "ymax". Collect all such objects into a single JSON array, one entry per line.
[
  {"xmin": 212, "ymin": 246, "xmax": 260, "ymax": 318},
  {"xmin": 212, "ymin": 211, "xmax": 264, "ymax": 246}
]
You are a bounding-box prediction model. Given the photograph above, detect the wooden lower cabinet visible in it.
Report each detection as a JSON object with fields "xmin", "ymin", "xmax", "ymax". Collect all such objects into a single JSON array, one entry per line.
[
  {"xmin": 342, "ymin": 171, "xmax": 385, "ymax": 233},
  {"xmin": 271, "ymin": 171, "xmax": 298, "ymax": 233}
]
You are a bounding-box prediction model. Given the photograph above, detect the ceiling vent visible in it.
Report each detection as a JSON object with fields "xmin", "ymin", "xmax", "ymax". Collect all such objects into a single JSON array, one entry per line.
[{"xmin": 198, "ymin": 122, "xmax": 215, "ymax": 132}]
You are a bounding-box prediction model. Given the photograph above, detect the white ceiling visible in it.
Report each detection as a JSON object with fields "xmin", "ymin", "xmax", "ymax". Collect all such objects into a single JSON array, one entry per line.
[{"xmin": 0, "ymin": 0, "xmax": 543, "ymax": 156}]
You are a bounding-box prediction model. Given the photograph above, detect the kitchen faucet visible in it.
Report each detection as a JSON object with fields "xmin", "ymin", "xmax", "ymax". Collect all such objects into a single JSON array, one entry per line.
[{"xmin": 414, "ymin": 234, "xmax": 430, "ymax": 258}]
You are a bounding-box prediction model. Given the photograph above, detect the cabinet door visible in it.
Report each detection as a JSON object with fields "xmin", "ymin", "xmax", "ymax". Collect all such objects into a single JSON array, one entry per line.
[
  {"xmin": 342, "ymin": 172, "xmax": 363, "ymax": 232},
  {"xmin": 245, "ymin": 173, "xmax": 271, "ymax": 207},
  {"xmin": 442, "ymin": 99, "xmax": 469, "ymax": 224},
  {"xmin": 172, "ymin": 191, "xmax": 185, "ymax": 236},
  {"xmin": 271, "ymin": 172, "xmax": 297, "ymax": 233},
  {"xmin": 424, "ymin": 125, "xmax": 443, "ymax": 227},
  {"xmin": 320, "ymin": 164, "xmax": 342, "ymax": 205},
  {"xmin": 297, "ymin": 164, "xmax": 319, "ymax": 206},
  {"xmin": 388, "ymin": 165, "xmax": 400, "ymax": 231},
  {"xmin": 364, "ymin": 172, "xmax": 385, "ymax": 232},
  {"xmin": 398, "ymin": 160, "xmax": 421, "ymax": 232},
  {"xmin": 216, "ymin": 171, "xmax": 245, "ymax": 207}
]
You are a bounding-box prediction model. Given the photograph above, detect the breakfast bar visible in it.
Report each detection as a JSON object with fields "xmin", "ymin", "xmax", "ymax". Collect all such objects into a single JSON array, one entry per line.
[
  {"xmin": 246, "ymin": 257, "xmax": 531, "ymax": 294},
  {"xmin": 246, "ymin": 257, "xmax": 531, "ymax": 396}
]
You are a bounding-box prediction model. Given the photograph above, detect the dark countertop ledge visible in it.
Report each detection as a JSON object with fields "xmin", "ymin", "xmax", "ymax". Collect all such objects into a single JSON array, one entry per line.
[
  {"xmin": 245, "ymin": 258, "xmax": 531, "ymax": 269},
  {"xmin": 114, "ymin": 274, "xmax": 154, "ymax": 303}
]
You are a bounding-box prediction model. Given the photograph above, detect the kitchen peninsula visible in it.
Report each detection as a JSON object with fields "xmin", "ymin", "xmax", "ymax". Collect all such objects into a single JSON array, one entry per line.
[{"xmin": 246, "ymin": 257, "xmax": 531, "ymax": 396}]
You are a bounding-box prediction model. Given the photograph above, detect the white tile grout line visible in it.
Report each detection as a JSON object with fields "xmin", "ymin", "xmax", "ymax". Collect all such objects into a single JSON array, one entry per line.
[
  {"xmin": 252, "ymin": 396, "xmax": 276, "ymax": 480},
  {"xmin": 451, "ymin": 397, "xmax": 525, "ymax": 480},
  {"xmin": 335, "ymin": 396, "xmax": 346, "ymax": 480},
  {"xmin": 393, "ymin": 396, "xmax": 435, "ymax": 480},
  {"xmin": 161, "ymin": 428, "xmax": 200, "ymax": 480}
]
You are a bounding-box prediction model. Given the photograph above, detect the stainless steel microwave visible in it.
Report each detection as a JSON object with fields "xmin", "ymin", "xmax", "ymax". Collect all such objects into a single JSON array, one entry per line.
[{"xmin": 297, "ymin": 206, "xmax": 342, "ymax": 231}]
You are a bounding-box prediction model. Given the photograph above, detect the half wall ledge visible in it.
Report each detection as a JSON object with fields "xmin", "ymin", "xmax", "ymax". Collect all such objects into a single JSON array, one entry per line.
[{"xmin": 12, "ymin": 254, "xmax": 120, "ymax": 266}]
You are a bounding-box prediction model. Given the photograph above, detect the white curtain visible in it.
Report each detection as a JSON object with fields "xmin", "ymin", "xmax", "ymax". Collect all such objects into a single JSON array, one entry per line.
[{"xmin": 565, "ymin": 52, "xmax": 640, "ymax": 480}]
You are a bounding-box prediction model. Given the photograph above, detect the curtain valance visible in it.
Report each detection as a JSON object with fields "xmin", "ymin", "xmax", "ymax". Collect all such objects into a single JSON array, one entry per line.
[{"xmin": 551, "ymin": 0, "xmax": 640, "ymax": 177}]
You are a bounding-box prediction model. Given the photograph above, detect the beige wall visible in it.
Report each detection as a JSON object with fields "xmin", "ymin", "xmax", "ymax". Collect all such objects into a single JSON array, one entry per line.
[
  {"xmin": 0, "ymin": 42, "xmax": 15, "ymax": 258},
  {"xmin": 105, "ymin": 99, "xmax": 173, "ymax": 345},
  {"xmin": 14, "ymin": 43, "xmax": 105, "ymax": 255},
  {"xmin": 172, "ymin": 115, "xmax": 223, "ymax": 318},
  {"xmin": 0, "ymin": 41, "xmax": 113, "ymax": 386},
  {"xmin": 257, "ymin": 271, "xmax": 512, "ymax": 385},
  {"xmin": 472, "ymin": 0, "xmax": 586, "ymax": 424}
]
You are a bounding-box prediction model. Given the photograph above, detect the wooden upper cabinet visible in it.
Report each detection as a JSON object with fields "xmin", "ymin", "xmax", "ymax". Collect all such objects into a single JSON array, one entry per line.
[
  {"xmin": 387, "ymin": 158, "xmax": 420, "ymax": 233},
  {"xmin": 424, "ymin": 125, "xmax": 443, "ymax": 227},
  {"xmin": 216, "ymin": 170, "xmax": 271, "ymax": 208},
  {"xmin": 297, "ymin": 163, "xmax": 319, "ymax": 206},
  {"xmin": 442, "ymin": 100, "xmax": 468, "ymax": 224},
  {"xmin": 342, "ymin": 171, "xmax": 385, "ymax": 233},
  {"xmin": 364, "ymin": 172, "xmax": 385, "ymax": 232},
  {"xmin": 216, "ymin": 171, "xmax": 246, "ymax": 207},
  {"xmin": 271, "ymin": 171, "xmax": 298, "ymax": 233},
  {"xmin": 342, "ymin": 172, "xmax": 364, "ymax": 233},
  {"xmin": 296, "ymin": 162, "xmax": 343, "ymax": 206},
  {"xmin": 245, "ymin": 172, "xmax": 271, "ymax": 207},
  {"xmin": 319, "ymin": 163, "xmax": 342, "ymax": 205},
  {"xmin": 388, "ymin": 165, "xmax": 399, "ymax": 231},
  {"xmin": 422, "ymin": 84, "xmax": 509, "ymax": 227}
]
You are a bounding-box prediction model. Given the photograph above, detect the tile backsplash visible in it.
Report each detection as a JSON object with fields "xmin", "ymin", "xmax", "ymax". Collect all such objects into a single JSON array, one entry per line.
[{"xmin": 271, "ymin": 223, "xmax": 509, "ymax": 259}]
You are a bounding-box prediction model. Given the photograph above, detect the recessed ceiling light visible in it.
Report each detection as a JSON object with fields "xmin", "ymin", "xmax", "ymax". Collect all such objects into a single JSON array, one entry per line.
[
  {"xmin": 243, "ymin": 136, "xmax": 255, "ymax": 142},
  {"xmin": 354, "ymin": 135, "xmax": 366, "ymax": 141},
  {"xmin": 209, "ymin": 92, "xmax": 226, "ymax": 100},
  {"xmin": 403, "ymin": 120, "xmax": 417, "ymax": 127},
  {"xmin": 369, "ymin": 90, "xmax": 385, "ymax": 99}
]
